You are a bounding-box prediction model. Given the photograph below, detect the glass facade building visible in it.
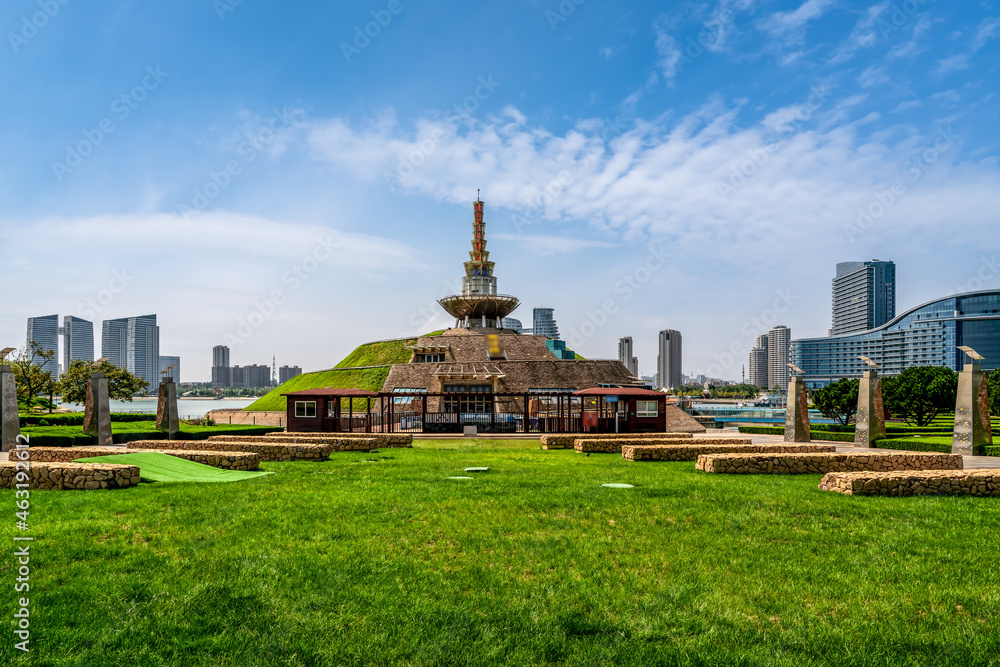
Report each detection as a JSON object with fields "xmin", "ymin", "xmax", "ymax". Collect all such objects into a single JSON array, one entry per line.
[
  {"xmin": 791, "ymin": 290, "xmax": 1000, "ymax": 388},
  {"xmin": 26, "ymin": 314, "xmax": 60, "ymax": 379},
  {"xmin": 830, "ymin": 260, "xmax": 896, "ymax": 336}
]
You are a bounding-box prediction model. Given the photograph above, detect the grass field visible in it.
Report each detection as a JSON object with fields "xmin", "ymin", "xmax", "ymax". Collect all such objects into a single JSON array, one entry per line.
[{"xmin": 3, "ymin": 439, "xmax": 999, "ymax": 665}]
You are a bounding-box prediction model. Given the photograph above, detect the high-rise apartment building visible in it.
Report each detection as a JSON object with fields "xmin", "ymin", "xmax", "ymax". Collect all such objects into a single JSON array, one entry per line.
[
  {"xmin": 211, "ymin": 345, "xmax": 231, "ymax": 387},
  {"xmin": 159, "ymin": 356, "xmax": 180, "ymax": 384},
  {"xmin": 101, "ymin": 318, "xmax": 129, "ymax": 368},
  {"xmin": 61, "ymin": 316, "xmax": 94, "ymax": 372},
  {"xmin": 532, "ymin": 308, "xmax": 559, "ymax": 338},
  {"xmin": 617, "ymin": 337, "xmax": 638, "ymax": 376},
  {"xmin": 278, "ymin": 365, "xmax": 303, "ymax": 383},
  {"xmin": 767, "ymin": 325, "xmax": 791, "ymax": 392},
  {"xmin": 26, "ymin": 314, "xmax": 59, "ymax": 379},
  {"xmin": 655, "ymin": 329, "xmax": 682, "ymax": 390},
  {"xmin": 232, "ymin": 364, "xmax": 271, "ymax": 388},
  {"xmin": 748, "ymin": 334, "xmax": 769, "ymax": 388},
  {"xmin": 830, "ymin": 260, "xmax": 896, "ymax": 336},
  {"xmin": 102, "ymin": 315, "xmax": 160, "ymax": 389}
]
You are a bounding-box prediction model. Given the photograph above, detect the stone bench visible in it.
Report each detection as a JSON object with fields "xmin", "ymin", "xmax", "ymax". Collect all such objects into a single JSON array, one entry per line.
[
  {"xmin": 696, "ymin": 452, "xmax": 964, "ymax": 475},
  {"xmin": 0, "ymin": 461, "xmax": 140, "ymax": 490},
  {"xmin": 127, "ymin": 440, "xmax": 328, "ymax": 462},
  {"xmin": 577, "ymin": 437, "xmax": 752, "ymax": 454},
  {"xmin": 819, "ymin": 469, "xmax": 1000, "ymax": 496},
  {"xmin": 24, "ymin": 447, "xmax": 262, "ymax": 471},
  {"xmin": 540, "ymin": 433, "xmax": 692, "ymax": 449},
  {"xmin": 623, "ymin": 443, "xmax": 836, "ymax": 461},
  {"xmin": 206, "ymin": 435, "xmax": 378, "ymax": 454}
]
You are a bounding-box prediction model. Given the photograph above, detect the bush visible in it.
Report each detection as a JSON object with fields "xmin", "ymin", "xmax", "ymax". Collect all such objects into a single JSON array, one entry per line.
[
  {"xmin": 874, "ymin": 437, "xmax": 952, "ymax": 454},
  {"xmin": 985, "ymin": 445, "xmax": 1000, "ymax": 457}
]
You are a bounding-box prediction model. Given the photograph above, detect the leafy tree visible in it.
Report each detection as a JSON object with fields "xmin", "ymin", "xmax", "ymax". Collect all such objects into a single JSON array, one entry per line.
[
  {"xmin": 9, "ymin": 342, "xmax": 58, "ymax": 410},
  {"xmin": 58, "ymin": 359, "xmax": 149, "ymax": 405},
  {"xmin": 811, "ymin": 378, "xmax": 860, "ymax": 426},
  {"xmin": 882, "ymin": 366, "xmax": 957, "ymax": 426},
  {"xmin": 988, "ymin": 369, "xmax": 1000, "ymax": 417},
  {"xmin": 710, "ymin": 383, "xmax": 762, "ymax": 399}
]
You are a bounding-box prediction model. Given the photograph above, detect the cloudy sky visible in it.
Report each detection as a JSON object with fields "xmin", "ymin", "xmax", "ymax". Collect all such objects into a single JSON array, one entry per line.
[{"xmin": 1, "ymin": 0, "xmax": 998, "ymax": 382}]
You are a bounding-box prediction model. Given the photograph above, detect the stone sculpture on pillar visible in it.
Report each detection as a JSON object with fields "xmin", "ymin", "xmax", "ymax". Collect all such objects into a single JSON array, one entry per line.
[
  {"xmin": 854, "ymin": 356, "xmax": 885, "ymax": 447},
  {"xmin": 952, "ymin": 346, "xmax": 992, "ymax": 456},
  {"xmin": 783, "ymin": 363, "xmax": 811, "ymax": 443},
  {"xmin": 156, "ymin": 366, "xmax": 180, "ymax": 439},
  {"xmin": 1, "ymin": 348, "xmax": 20, "ymax": 453},
  {"xmin": 83, "ymin": 366, "xmax": 113, "ymax": 447}
]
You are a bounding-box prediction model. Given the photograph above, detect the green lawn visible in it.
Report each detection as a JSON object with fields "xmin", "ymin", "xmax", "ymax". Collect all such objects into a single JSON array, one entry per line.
[{"xmin": 3, "ymin": 439, "xmax": 999, "ymax": 665}]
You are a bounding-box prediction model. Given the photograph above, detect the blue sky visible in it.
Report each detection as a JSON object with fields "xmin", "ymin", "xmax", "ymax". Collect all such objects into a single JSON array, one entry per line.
[{"xmin": 1, "ymin": 0, "xmax": 998, "ymax": 382}]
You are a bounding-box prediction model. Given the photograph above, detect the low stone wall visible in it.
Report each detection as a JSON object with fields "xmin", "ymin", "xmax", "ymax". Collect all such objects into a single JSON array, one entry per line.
[
  {"xmin": 541, "ymin": 433, "xmax": 693, "ymax": 449},
  {"xmin": 0, "ymin": 461, "xmax": 140, "ymax": 490},
  {"xmin": 623, "ymin": 443, "xmax": 836, "ymax": 462},
  {"xmin": 577, "ymin": 437, "xmax": 752, "ymax": 454},
  {"xmin": 26, "ymin": 446, "xmax": 261, "ymax": 470},
  {"xmin": 696, "ymin": 452, "xmax": 964, "ymax": 475},
  {"xmin": 264, "ymin": 433, "xmax": 413, "ymax": 448},
  {"xmin": 127, "ymin": 440, "xmax": 328, "ymax": 462},
  {"xmin": 819, "ymin": 469, "xmax": 1000, "ymax": 496},
  {"xmin": 207, "ymin": 435, "xmax": 382, "ymax": 453}
]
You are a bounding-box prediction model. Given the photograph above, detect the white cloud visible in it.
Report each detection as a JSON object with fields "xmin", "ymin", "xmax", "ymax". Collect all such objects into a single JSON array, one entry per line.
[
  {"xmin": 829, "ymin": 1, "xmax": 890, "ymax": 64},
  {"xmin": 492, "ymin": 233, "xmax": 615, "ymax": 256},
  {"xmin": 890, "ymin": 99, "xmax": 922, "ymax": 113},
  {"xmin": 935, "ymin": 54, "xmax": 971, "ymax": 75},
  {"xmin": 759, "ymin": 0, "xmax": 836, "ymax": 45},
  {"xmin": 653, "ymin": 19, "xmax": 684, "ymax": 83}
]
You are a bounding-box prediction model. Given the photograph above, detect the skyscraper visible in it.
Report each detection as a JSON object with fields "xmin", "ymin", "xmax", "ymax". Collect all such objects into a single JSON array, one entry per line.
[
  {"xmin": 159, "ymin": 356, "xmax": 180, "ymax": 384},
  {"xmin": 26, "ymin": 314, "xmax": 59, "ymax": 379},
  {"xmin": 656, "ymin": 329, "xmax": 682, "ymax": 390},
  {"xmin": 278, "ymin": 365, "xmax": 303, "ymax": 383},
  {"xmin": 61, "ymin": 316, "xmax": 94, "ymax": 372},
  {"xmin": 102, "ymin": 317, "xmax": 129, "ymax": 368},
  {"xmin": 830, "ymin": 260, "xmax": 896, "ymax": 336},
  {"xmin": 532, "ymin": 308, "xmax": 559, "ymax": 338},
  {"xmin": 102, "ymin": 315, "xmax": 159, "ymax": 389},
  {"xmin": 211, "ymin": 345, "xmax": 231, "ymax": 387},
  {"xmin": 618, "ymin": 337, "xmax": 637, "ymax": 376},
  {"xmin": 767, "ymin": 325, "xmax": 791, "ymax": 392},
  {"xmin": 748, "ymin": 334, "xmax": 769, "ymax": 388}
]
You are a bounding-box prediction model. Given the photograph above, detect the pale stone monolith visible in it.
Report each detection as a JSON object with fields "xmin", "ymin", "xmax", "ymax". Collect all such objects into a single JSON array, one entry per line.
[
  {"xmin": 953, "ymin": 359, "xmax": 992, "ymax": 456},
  {"xmin": 784, "ymin": 375, "xmax": 811, "ymax": 443},
  {"xmin": 0, "ymin": 365, "xmax": 20, "ymax": 453},
  {"xmin": 854, "ymin": 369, "xmax": 885, "ymax": 447}
]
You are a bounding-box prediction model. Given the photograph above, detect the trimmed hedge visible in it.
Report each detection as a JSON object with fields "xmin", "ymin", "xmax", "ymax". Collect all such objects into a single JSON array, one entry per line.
[
  {"xmin": 18, "ymin": 412, "xmax": 156, "ymax": 427},
  {"xmin": 22, "ymin": 424, "xmax": 281, "ymax": 447},
  {"xmin": 985, "ymin": 445, "xmax": 1000, "ymax": 457},
  {"xmin": 873, "ymin": 438, "xmax": 952, "ymax": 454}
]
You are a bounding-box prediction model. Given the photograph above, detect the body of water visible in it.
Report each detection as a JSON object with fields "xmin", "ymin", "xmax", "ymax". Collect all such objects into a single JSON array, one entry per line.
[{"xmin": 56, "ymin": 398, "xmax": 257, "ymax": 419}]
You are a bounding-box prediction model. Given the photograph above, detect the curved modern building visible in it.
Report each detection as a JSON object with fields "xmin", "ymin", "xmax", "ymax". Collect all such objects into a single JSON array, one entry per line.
[{"xmin": 791, "ymin": 290, "xmax": 1000, "ymax": 388}]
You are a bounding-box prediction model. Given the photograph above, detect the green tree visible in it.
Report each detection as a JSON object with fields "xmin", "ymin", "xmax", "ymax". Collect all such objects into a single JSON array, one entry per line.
[
  {"xmin": 988, "ymin": 369, "xmax": 1000, "ymax": 417},
  {"xmin": 811, "ymin": 378, "xmax": 859, "ymax": 426},
  {"xmin": 58, "ymin": 359, "xmax": 149, "ymax": 404},
  {"xmin": 9, "ymin": 342, "xmax": 58, "ymax": 410},
  {"xmin": 882, "ymin": 366, "xmax": 957, "ymax": 427}
]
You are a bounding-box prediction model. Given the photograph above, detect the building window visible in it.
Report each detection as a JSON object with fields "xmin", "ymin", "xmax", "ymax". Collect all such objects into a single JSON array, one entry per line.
[
  {"xmin": 415, "ymin": 354, "xmax": 445, "ymax": 363},
  {"xmin": 295, "ymin": 401, "xmax": 317, "ymax": 418},
  {"xmin": 636, "ymin": 400, "xmax": 658, "ymax": 418}
]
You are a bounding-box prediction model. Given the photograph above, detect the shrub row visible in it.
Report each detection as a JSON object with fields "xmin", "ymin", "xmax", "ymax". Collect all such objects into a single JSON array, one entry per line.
[
  {"xmin": 18, "ymin": 412, "xmax": 156, "ymax": 426},
  {"xmin": 872, "ymin": 438, "xmax": 952, "ymax": 454},
  {"xmin": 985, "ymin": 445, "xmax": 1000, "ymax": 457},
  {"xmin": 22, "ymin": 425, "xmax": 280, "ymax": 447}
]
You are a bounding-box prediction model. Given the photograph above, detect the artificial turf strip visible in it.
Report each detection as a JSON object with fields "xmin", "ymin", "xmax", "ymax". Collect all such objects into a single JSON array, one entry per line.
[
  {"xmin": 3, "ymin": 438, "xmax": 998, "ymax": 665},
  {"xmin": 73, "ymin": 452, "xmax": 274, "ymax": 483}
]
